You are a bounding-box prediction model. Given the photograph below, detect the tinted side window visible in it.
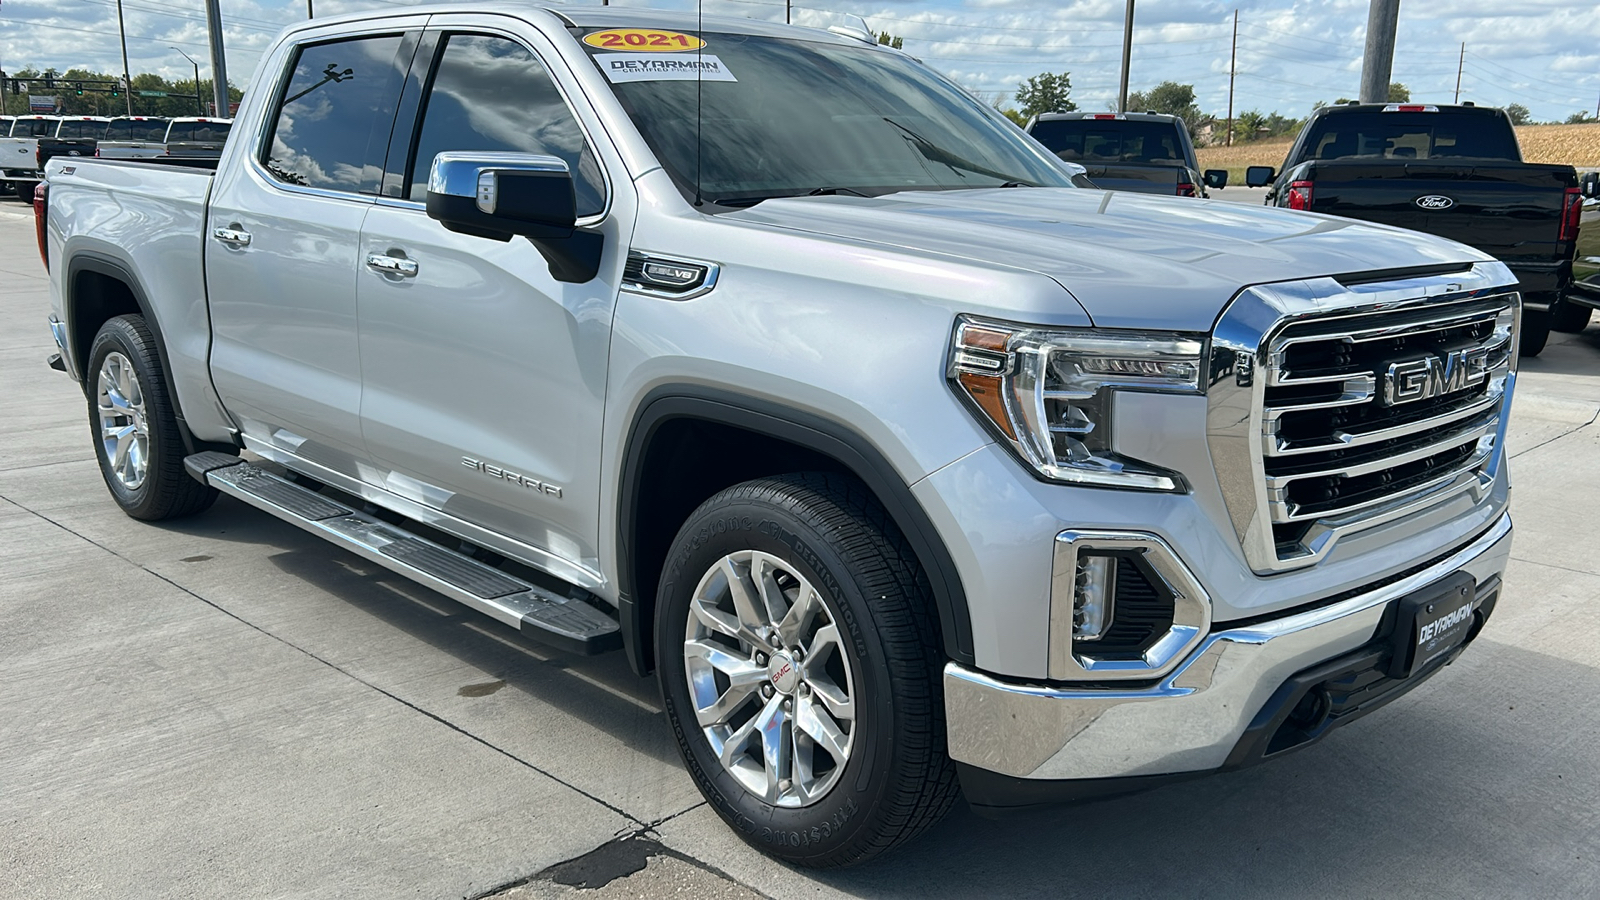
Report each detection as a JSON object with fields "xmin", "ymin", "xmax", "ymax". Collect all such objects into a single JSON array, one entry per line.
[
  {"xmin": 264, "ymin": 35, "xmax": 407, "ymax": 193},
  {"xmin": 58, "ymin": 122, "xmax": 104, "ymax": 139},
  {"xmin": 171, "ymin": 122, "xmax": 232, "ymax": 143},
  {"xmin": 407, "ymin": 33, "xmax": 604, "ymax": 214}
]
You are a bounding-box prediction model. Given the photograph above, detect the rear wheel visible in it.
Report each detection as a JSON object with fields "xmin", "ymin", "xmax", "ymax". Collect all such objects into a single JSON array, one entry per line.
[
  {"xmin": 86, "ymin": 315, "xmax": 219, "ymax": 520},
  {"xmin": 656, "ymin": 473, "xmax": 958, "ymax": 867},
  {"xmin": 1520, "ymin": 308, "xmax": 1552, "ymax": 357},
  {"xmin": 1552, "ymin": 298, "xmax": 1592, "ymax": 334}
]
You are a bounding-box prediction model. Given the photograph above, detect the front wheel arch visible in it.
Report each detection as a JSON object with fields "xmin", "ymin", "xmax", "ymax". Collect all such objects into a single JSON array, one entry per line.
[{"xmin": 616, "ymin": 387, "xmax": 974, "ymax": 677}]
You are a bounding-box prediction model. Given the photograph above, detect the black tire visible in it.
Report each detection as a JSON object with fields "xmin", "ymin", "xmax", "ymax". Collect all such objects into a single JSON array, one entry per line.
[
  {"xmin": 656, "ymin": 473, "xmax": 958, "ymax": 867},
  {"xmin": 86, "ymin": 315, "xmax": 219, "ymax": 520},
  {"xmin": 1520, "ymin": 309, "xmax": 1551, "ymax": 357},
  {"xmin": 1552, "ymin": 298, "xmax": 1592, "ymax": 334}
]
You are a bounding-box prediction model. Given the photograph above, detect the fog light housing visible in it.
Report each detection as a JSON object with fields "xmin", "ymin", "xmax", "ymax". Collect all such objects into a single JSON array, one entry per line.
[{"xmin": 1049, "ymin": 530, "xmax": 1211, "ymax": 681}]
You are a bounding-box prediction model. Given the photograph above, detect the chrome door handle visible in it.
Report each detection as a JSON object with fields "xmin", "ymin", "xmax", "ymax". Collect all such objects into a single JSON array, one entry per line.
[
  {"xmin": 212, "ymin": 226, "xmax": 251, "ymax": 247},
  {"xmin": 366, "ymin": 254, "xmax": 418, "ymax": 277}
]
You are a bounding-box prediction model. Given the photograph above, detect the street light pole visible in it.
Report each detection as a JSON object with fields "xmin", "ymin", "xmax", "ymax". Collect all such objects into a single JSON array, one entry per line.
[
  {"xmin": 1226, "ymin": 9, "xmax": 1238, "ymax": 146},
  {"xmin": 1117, "ymin": 0, "xmax": 1135, "ymax": 112},
  {"xmin": 115, "ymin": 0, "xmax": 135, "ymax": 115},
  {"xmin": 172, "ymin": 47, "xmax": 203, "ymax": 116}
]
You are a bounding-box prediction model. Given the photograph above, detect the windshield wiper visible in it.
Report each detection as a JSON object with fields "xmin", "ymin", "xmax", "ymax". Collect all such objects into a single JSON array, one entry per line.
[
  {"xmin": 710, "ymin": 187, "xmax": 872, "ymax": 208},
  {"xmin": 881, "ymin": 117, "xmax": 1026, "ymax": 185}
]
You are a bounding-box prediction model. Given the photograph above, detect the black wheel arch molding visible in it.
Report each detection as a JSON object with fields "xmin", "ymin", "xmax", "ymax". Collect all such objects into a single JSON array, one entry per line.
[
  {"xmin": 615, "ymin": 385, "xmax": 976, "ymax": 676},
  {"xmin": 62, "ymin": 251, "xmax": 235, "ymax": 456}
]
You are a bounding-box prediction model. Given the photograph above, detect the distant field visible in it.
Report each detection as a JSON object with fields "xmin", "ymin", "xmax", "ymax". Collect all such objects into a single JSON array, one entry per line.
[{"xmin": 1197, "ymin": 123, "xmax": 1600, "ymax": 182}]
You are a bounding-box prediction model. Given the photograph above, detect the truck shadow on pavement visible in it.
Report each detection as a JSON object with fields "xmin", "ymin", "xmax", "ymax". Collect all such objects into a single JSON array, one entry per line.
[{"xmin": 802, "ymin": 637, "xmax": 1592, "ymax": 898}]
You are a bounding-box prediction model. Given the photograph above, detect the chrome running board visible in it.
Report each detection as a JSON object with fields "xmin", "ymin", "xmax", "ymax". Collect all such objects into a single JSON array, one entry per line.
[{"xmin": 184, "ymin": 452, "xmax": 620, "ymax": 655}]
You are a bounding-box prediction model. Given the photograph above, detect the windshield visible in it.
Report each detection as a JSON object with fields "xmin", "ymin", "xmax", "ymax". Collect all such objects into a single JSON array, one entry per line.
[
  {"xmin": 1301, "ymin": 111, "xmax": 1520, "ymax": 161},
  {"xmin": 167, "ymin": 121, "xmax": 231, "ymax": 143},
  {"xmin": 583, "ymin": 30, "xmax": 1074, "ymax": 204},
  {"xmin": 1029, "ymin": 119, "xmax": 1185, "ymax": 164},
  {"xmin": 107, "ymin": 119, "xmax": 169, "ymax": 141}
]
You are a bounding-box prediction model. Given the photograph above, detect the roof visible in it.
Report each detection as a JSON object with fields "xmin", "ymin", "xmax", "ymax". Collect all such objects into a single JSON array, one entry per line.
[
  {"xmin": 1034, "ymin": 112, "xmax": 1182, "ymax": 123},
  {"xmin": 283, "ymin": 2, "xmax": 875, "ymax": 47}
]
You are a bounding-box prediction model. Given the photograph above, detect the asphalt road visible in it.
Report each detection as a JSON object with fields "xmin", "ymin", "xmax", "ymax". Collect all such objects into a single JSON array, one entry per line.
[{"xmin": 4, "ymin": 204, "xmax": 1600, "ymax": 899}]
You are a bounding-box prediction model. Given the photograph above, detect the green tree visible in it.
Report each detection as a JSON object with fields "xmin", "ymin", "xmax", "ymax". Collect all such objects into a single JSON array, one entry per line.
[
  {"xmin": 1566, "ymin": 111, "xmax": 1596, "ymax": 125},
  {"xmin": 1233, "ymin": 109, "xmax": 1267, "ymax": 142},
  {"xmin": 1015, "ymin": 72, "xmax": 1077, "ymax": 119},
  {"xmin": 1388, "ymin": 82, "xmax": 1410, "ymax": 102},
  {"xmin": 1505, "ymin": 103, "xmax": 1532, "ymax": 125},
  {"xmin": 1126, "ymin": 81, "xmax": 1202, "ymax": 122},
  {"xmin": 876, "ymin": 31, "xmax": 903, "ymax": 50}
]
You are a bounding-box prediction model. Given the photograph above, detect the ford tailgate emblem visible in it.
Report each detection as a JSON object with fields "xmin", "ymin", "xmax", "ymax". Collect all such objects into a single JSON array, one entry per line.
[{"xmin": 1416, "ymin": 195, "xmax": 1455, "ymax": 210}]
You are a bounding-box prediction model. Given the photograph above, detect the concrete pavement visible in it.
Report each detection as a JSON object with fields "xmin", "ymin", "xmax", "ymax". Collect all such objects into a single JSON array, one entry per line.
[{"xmin": 4, "ymin": 203, "xmax": 1600, "ymax": 899}]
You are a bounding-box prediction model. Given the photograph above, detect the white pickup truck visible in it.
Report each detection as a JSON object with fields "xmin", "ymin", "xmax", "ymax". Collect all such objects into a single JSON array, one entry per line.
[{"xmin": 40, "ymin": 5, "xmax": 1519, "ymax": 867}]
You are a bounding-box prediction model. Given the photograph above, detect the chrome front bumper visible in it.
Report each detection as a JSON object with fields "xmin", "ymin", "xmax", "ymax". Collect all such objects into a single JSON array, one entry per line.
[{"xmin": 945, "ymin": 512, "xmax": 1512, "ymax": 781}]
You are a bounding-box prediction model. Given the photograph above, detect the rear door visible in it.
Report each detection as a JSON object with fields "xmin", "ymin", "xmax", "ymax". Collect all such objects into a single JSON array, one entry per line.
[
  {"xmin": 354, "ymin": 17, "xmax": 633, "ymax": 584},
  {"xmin": 206, "ymin": 23, "xmax": 422, "ymax": 480}
]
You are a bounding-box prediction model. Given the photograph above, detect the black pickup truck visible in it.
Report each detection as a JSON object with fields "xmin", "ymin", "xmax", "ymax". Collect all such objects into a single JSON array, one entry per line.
[
  {"xmin": 1027, "ymin": 111, "xmax": 1227, "ymax": 197},
  {"xmin": 37, "ymin": 116, "xmax": 110, "ymax": 170},
  {"xmin": 1247, "ymin": 103, "xmax": 1581, "ymax": 354}
]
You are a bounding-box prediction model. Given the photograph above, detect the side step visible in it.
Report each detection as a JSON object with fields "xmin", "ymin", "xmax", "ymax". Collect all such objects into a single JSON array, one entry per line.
[{"xmin": 184, "ymin": 454, "xmax": 621, "ymax": 656}]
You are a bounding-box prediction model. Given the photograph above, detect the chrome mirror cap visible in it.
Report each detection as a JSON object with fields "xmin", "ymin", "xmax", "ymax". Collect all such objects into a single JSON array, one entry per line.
[{"xmin": 427, "ymin": 151, "xmax": 569, "ymax": 202}]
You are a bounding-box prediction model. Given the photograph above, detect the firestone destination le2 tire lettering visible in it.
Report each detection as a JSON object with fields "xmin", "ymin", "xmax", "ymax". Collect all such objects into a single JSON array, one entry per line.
[
  {"xmin": 86, "ymin": 315, "xmax": 219, "ymax": 520},
  {"xmin": 656, "ymin": 473, "xmax": 958, "ymax": 867}
]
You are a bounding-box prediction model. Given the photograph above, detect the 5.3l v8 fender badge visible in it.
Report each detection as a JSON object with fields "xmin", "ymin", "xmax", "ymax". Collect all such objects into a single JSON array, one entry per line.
[{"xmin": 1415, "ymin": 195, "xmax": 1455, "ymax": 210}]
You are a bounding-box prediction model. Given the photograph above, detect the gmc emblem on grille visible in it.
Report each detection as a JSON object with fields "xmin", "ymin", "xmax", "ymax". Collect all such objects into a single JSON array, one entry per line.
[{"xmin": 1382, "ymin": 348, "xmax": 1489, "ymax": 406}]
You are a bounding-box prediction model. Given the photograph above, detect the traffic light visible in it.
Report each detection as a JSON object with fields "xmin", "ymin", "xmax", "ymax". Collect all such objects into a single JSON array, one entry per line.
[
  {"xmin": 43, "ymin": 73, "xmax": 54, "ymax": 89},
  {"xmin": 74, "ymin": 82, "xmax": 84, "ymax": 96}
]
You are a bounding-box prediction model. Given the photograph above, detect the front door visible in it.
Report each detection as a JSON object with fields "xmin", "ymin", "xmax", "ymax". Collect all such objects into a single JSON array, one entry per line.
[
  {"xmin": 206, "ymin": 28, "xmax": 418, "ymax": 480},
  {"xmin": 356, "ymin": 25, "xmax": 631, "ymax": 586}
]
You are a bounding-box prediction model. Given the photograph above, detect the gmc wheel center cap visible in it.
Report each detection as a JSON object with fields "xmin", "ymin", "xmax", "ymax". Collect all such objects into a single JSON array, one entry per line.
[{"xmin": 767, "ymin": 652, "xmax": 799, "ymax": 694}]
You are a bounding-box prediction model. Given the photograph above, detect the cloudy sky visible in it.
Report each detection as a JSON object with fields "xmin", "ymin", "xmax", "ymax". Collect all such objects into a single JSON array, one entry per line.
[{"xmin": 2, "ymin": 0, "xmax": 1596, "ymax": 122}]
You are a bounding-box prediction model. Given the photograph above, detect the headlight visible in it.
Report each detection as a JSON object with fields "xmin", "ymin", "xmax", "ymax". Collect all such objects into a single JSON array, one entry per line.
[{"xmin": 948, "ymin": 316, "xmax": 1206, "ymax": 491}]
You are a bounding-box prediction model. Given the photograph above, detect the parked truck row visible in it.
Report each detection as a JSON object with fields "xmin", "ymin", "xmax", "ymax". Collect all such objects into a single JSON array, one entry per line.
[
  {"xmin": 0, "ymin": 114, "xmax": 231, "ymax": 200},
  {"xmin": 40, "ymin": 4, "xmax": 1526, "ymax": 868}
]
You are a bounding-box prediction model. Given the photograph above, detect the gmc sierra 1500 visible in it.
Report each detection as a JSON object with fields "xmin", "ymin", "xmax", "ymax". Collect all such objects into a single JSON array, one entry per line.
[{"xmin": 41, "ymin": 5, "xmax": 1518, "ymax": 867}]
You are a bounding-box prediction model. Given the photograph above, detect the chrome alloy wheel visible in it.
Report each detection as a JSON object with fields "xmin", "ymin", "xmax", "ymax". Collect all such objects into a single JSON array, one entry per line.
[
  {"xmin": 96, "ymin": 351, "xmax": 150, "ymax": 490},
  {"xmin": 683, "ymin": 550, "xmax": 857, "ymax": 808}
]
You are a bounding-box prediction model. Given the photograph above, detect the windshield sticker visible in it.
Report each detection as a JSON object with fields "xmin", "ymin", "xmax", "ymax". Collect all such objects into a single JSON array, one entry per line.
[
  {"xmin": 584, "ymin": 29, "xmax": 706, "ymax": 52},
  {"xmin": 598, "ymin": 53, "xmax": 737, "ymax": 83}
]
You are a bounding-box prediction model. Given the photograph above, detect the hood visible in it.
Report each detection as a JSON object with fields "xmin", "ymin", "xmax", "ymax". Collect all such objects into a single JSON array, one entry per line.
[{"xmin": 728, "ymin": 188, "xmax": 1492, "ymax": 330}]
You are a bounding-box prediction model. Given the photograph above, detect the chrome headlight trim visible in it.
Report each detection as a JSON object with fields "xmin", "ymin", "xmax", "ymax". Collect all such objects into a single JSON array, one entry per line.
[{"xmin": 949, "ymin": 316, "xmax": 1207, "ymax": 492}]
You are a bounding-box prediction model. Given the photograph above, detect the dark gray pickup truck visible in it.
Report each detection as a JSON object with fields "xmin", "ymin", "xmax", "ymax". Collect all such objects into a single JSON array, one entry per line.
[
  {"xmin": 1027, "ymin": 111, "xmax": 1227, "ymax": 197},
  {"xmin": 1247, "ymin": 103, "xmax": 1582, "ymax": 355}
]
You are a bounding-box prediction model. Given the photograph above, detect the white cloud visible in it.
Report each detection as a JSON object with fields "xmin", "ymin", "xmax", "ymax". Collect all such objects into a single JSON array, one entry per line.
[{"xmin": 0, "ymin": 0, "xmax": 1594, "ymax": 121}]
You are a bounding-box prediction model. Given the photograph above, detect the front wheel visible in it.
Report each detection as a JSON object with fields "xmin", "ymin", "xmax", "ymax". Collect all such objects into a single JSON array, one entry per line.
[
  {"xmin": 86, "ymin": 315, "xmax": 219, "ymax": 520},
  {"xmin": 656, "ymin": 473, "xmax": 958, "ymax": 867}
]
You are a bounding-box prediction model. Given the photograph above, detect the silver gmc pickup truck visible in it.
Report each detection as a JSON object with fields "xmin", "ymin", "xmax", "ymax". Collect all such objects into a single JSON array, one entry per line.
[{"xmin": 40, "ymin": 4, "xmax": 1518, "ymax": 867}]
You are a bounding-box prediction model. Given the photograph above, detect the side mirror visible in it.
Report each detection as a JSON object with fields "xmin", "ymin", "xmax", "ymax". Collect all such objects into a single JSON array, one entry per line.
[
  {"xmin": 1583, "ymin": 171, "xmax": 1600, "ymax": 199},
  {"xmin": 1245, "ymin": 166, "xmax": 1276, "ymax": 188},
  {"xmin": 426, "ymin": 151, "xmax": 601, "ymax": 283},
  {"xmin": 1203, "ymin": 169, "xmax": 1228, "ymax": 189},
  {"xmin": 426, "ymin": 151, "xmax": 576, "ymax": 241}
]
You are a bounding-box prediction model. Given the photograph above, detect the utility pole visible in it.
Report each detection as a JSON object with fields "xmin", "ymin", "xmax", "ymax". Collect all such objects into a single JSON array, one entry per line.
[
  {"xmin": 1226, "ymin": 9, "xmax": 1238, "ymax": 146},
  {"xmin": 1453, "ymin": 42, "xmax": 1464, "ymax": 104},
  {"xmin": 307, "ymin": 0, "xmax": 314, "ymax": 17},
  {"xmin": 115, "ymin": 0, "xmax": 135, "ymax": 115},
  {"xmin": 1359, "ymin": 0, "xmax": 1400, "ymax": 104},
  {"xmin": 785, "ymin": 0, "xmax": 791, "ymax": 24},
  {"xmin": 205, "ymin": 0, "xmax": 230, "ymax": 117},
  {"xmin": 1117, "ymin": 0, "xmax": 1135, "ymax": 112}
]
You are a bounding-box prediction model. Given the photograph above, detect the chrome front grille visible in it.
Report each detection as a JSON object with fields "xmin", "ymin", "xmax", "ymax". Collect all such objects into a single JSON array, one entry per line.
[{"xmin": 1208, "ymin": 264, "xmax": 1518, "ymax": 574}]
